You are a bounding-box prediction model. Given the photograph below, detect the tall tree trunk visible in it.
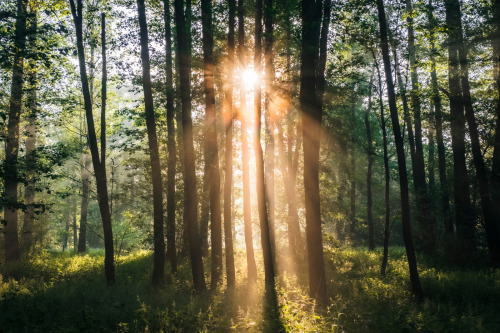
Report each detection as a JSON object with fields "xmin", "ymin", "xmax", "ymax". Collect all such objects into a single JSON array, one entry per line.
[
  {"xmin": 100, "ymin": 13, "xmax": 106, "ymax": 167},
  {"xmin": 224, "ymin": 0, "xmax": 236, "ymax": 289},
  {"xmin": 389, "ymin": 34, "xmax": 416, "ymax": 170},
  {"xmin": 300, "ymin": 0, "xmax": 327, "ymax": 307},
  {"xmin": 406, "ymin": 0, "xmax": 436, "ymax": 254},
  {"xmin": 374, "ymin": 59, "xmax": 391, "ymax": 277},
  {"xmin": 281, "ymin": 0, "xmax": 302, "ymax": 261},
  {"xmin": 3, "ymin": 0, "xmax": 27, "ymax": 263},
  {"xmin": 349, "ymin": 129, "xmax": 356, "ymax": 237},
  {"xmin": 137, "ymin": 0, "xmax": 166, "ymax": 286},
  {"xmin": 78, "ymin": 154, "xmax": 90, "ymax": 252},
  {"xmin": 263, "ymin": 0, "xmax": 276, "ymax": 262},
  {"xmin": 199, "ymin": 154, "xmax": 210, "ymax": 257},
  {"xmin": 365, "ymin": 72, "xmax": 375, "ymax": 251},
  {"xmin": 255, "ymin": 0, "xmax": 275, "ymax": 290},
  {"xmin": 376, "ymin": 0, "xmax": 423, "ymax": 300},
  {"xmin": 173, "ymin": 0, "xmax": 206, "ymax": 293},
  {"xmin": 427, "ymin": 0, "xmax": 453, "ymax": 240},
  {"xmin": 164, "ymin": 0, "xmax": 177, "ymax": 273},
  {"xmin": 21, "ymin": 8, "xmax": 37, "ymax": 254},
  {"xmin": 69, "ymin": 0, "xmax": 115, "ymax": 286},
  {"xmin": 443, "ymin": 0, "xmax": 475, "ymax": 259},
  {"xmin": 63, "ymin": 206, "xmax": 69, "ymax": 251},
  {"xmin": 72, "ymin": 197, "xmax": 77, "ymax": 251},
  {"xmin": 449, "ymin": 0, "xmax": 500, "ymax": 265},
  {"xmin": 201, "ymin": 0, "xmax": 223, "ymax": 289},
  {"xmin": 238, "ymin": 0, "xmax": 257, "ymax": 284},
  {"xmin": 492, "ymin": 0, "xmax": 500, "ymax": 261}
]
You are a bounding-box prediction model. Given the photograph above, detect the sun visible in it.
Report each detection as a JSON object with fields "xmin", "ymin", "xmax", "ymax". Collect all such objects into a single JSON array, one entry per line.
[{"xmin": 241, "ymin": 68, "xmax": 259, "ymax": 89}]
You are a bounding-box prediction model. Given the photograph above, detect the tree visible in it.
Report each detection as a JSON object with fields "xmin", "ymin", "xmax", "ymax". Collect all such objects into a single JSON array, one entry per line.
[
  {"xmin": 173, "ymin": 0, "xmax": 206, "ymax": 293},
  {"xmin": 3, "ymin": 0, "xmax": 28, "ymax": 262},
  {"xmin": 21, "ymin": 6, "xmax": 37, "ymax": 253},
  {"xmin": 264, "ymin": 0, "xmax": 276, "ymax": 260},
  {"xmin": 255, "ymin": 0, "xmax": 275, "ymax": 290},
  {"xmin": 224, "ymin": 0, "xmax": 236, "ymax": 289},
  {"xmin": 201, "ymin": 0, "xmax": 223, "ymax": 289},
  {"xmin": 376, "ymin": 0, "xmax": 423, "ymax": 300},
  {"xmin": 364, "ymin": 71, "xmax": 375, "ymax": 251},
  {"xmin": 300, "ymin": 0, "xmax": 327, "ymax": 307},
  {"xmin": 163, "ymin": 0, "xmax": 177, "ymax": 273},
  {"xmin": 238, "ymin": 0, "xmax": 257, "ymax": 284},
  {"xmin": 69, "ymin": 0, "xmax": 115, "ymax": 286},
  {"xmin": 136, "ymin": 0, "xmax": 165, "ymax": 286},
  {"xmin": 426, "ymin": 0, "xmax": 453, "ymax": 246},
  {"xmin": 405, "ymin": 0, "xmax": 436, "ymax": 254},
  {"xmin": 443, "ymin": 0, "xmax": 475, "ymax": 259}
]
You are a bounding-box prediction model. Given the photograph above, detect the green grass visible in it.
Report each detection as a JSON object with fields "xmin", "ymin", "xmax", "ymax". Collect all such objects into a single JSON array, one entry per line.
[{"xmin": 1, "ymin": 246, "xmax": 499, "ymax": 332}]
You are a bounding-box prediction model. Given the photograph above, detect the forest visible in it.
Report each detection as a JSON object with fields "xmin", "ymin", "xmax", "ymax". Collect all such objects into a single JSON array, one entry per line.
[{"xmin": 1, "ymin": 0, "xmax": 500, "ymax": 331}]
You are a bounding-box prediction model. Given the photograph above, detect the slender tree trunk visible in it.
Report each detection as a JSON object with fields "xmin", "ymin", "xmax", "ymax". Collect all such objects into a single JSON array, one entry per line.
[
  {"xmin": 238, "ymin": 0, "xmax": 257, "ymax": 284},
  {"xmin": 376, "ymin": 0, "xmax": 423, "ymax": 300},
  {"xmin": 69, "ymin": 0, "xmax": 115, "ymax": 286},
  {"xmin": 427, "ymin": 0, "xmax": 453, "ymax": 240},
  {"xmin": 137, "ymin": 0, "xmax": 166, "ymax": 286},
  {"xmin": 449, "ymin": 0, "xmax": 500, "ymax": 265},
  {"xmin": 78, "ymin": 154, "xmax": 90, "ymax": 252},
  {"xmin": 72, "ymin": 197, "xmax": 77, "ymax": 251},
  {"xmin": 281, "ymin": 0, "xmax": 302, "ymax": 260},
  {"xmin": 163, "ymin": 0, "xmax": 177, "ymax": 273},
  {"xmin": 255, "ymin": 0, "xmax": 275, "ymax": 290},
  {"xmin": 443, "ymin": 0, "xmax": 475, "ymax": 259},
  {"xmin": 374, "ymin": 60, "xmax": 391, "ymax": 277},
  {"xmin": 3, "ymin": 0, "xmax": 27, "ymax": 262},
  {"xmin": 201, "ymin": 0, "xmax": 223, "ymax": 289},
  {"xmin": 364, "ymin": 72, "xmax": 375, "ymax": 251},
  {"xmin": 389, "ymin": 35, "xmax": 416, "ymax": 169},
  {"xmin": 406, "ymin": 0, "xmax": 436, "ymax": 254},
  {"xmin": 174, "ymin": 0, "xmax": 206, "ymax": 293},
  {"xmin": 263, "ymin": 0, "xmax": 276, "ymax": 262},
  {"xmin": 224, "ymin": 0, "xmax": 237, "ymax": 289},
  {"xmin": 199, "ymin": 155, "xmax": 210, "ymax": 257},
  {"xmin": 300, "ymin": 0, "xmax": 327, "ymax": 307},
  {"xmin": 21, "ymin": 9, "xmax": 37, "ymax": 253},
  {"xmin": 492, "ymin": 0, "xmax": 500, "ymax": 259},
  {"xmin": 63, "ymin": 206, "xmax": 69, "ymax": 251}
]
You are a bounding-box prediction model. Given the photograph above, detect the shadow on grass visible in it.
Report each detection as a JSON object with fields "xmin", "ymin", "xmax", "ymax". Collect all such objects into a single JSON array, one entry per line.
[{"xmin": 262, "ymin": 285, "xmax": 285, "ymax": 333}]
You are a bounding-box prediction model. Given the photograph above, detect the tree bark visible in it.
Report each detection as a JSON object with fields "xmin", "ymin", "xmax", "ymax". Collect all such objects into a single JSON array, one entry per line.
[
  {"xmin": 69, "ymin": 0, "xmax": 115, "ymax": 286},
  {"xmin": 238, "ymin": 0, "xmax": 257, "ymax": 284},
  {"xmin": 224, "ymin": 0, "xmax": 237, "ymax": 289},
  {"xmin": 376, "ymin": 0, "xmax": 423, "ymax": 300},
  {"xmin": 443, "ymin": 0, "xmax": 475, "ymax": 259},
  {"xmin": 300, "ymin": 0, "xmax": 327, "ymax": 307},
  {"xmin": 448, "ymin": 0, "xmax": 500, "ymax": 265},
  {"xmin": 78, "ymin": 154, "xmax": 90, "ymax": 253},
  {"xmin": 427, "ymin": 0, "xmax": 453, "ymax": 240},
  {"xmin": 374, "ymin": 59, "xmax": 391, "ymax": 277},
  {"xmin": 492, "ymin": 0, "xmax": 500, "ymax": 262},
  {"xmin": 255, "ymin": 0, "xmax": 275, "ymax": 290},
  {"xmin": 137, "ymin": 0, "xmax": 166, "ymax": 286},
  {"xmin": 174, "ymin": 0, "xmax": 206, "ymax": 293},
  {"xmin": 263, "ymin": 0, "xmax": 276, "ymax": 262},
  {"xmin": 365, "ymin": 72, "xmax": 375, "ymax": 251},
  {"xmin": 3, "ymin": 0, "xmax": 27, "ymax": 263},
  {"xmin": 164, "ymin": 0, "xmax": 177, "ymax": 273},
  {"xmin": 406, "ymin": 0, "xmax": 436, "ymax": 254},
  {"xmin": 201, "ymin": 0, "xmax": 223, "ymax": 289},
  {"xmin": 21, "ymin": 8, "xmax": 37, "ymax": 253}
]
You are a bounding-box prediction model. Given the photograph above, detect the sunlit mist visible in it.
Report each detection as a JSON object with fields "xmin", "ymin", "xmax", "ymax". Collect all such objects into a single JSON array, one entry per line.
[{"xmin": 241, "ymin": 68, "xmax": 259, "ymax": 90}]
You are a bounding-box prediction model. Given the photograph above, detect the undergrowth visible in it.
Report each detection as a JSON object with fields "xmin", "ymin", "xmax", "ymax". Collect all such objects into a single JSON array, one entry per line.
[{"xmin": 0, "ymin": 247, "xmax": 498, "ymax": 332}]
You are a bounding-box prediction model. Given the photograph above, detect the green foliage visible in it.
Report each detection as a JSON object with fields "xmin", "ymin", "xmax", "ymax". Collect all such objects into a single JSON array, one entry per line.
[{"xmin": 1, "ymin": 247, "xmax": 498, "ymax": 332}]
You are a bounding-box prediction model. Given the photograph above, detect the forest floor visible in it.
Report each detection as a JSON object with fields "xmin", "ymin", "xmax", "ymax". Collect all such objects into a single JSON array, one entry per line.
[{"xmin": 0, "ymin": 244, "xmax": 499, "ymax": 332}]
